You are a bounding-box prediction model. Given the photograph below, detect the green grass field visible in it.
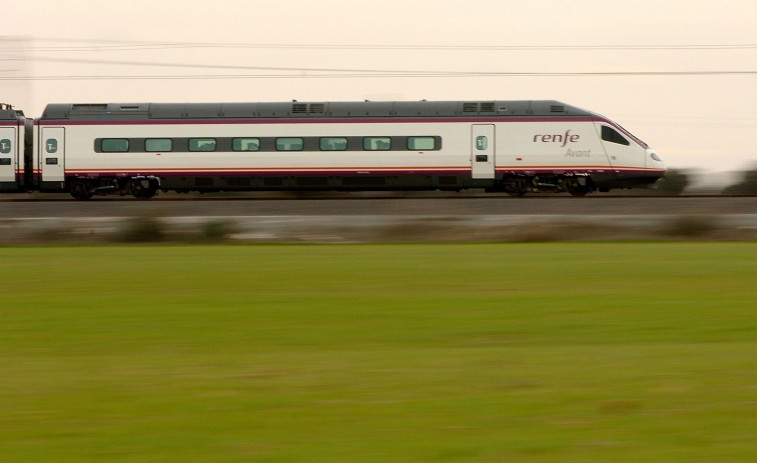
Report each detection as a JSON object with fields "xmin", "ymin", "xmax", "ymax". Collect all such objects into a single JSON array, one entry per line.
[{"xmin": 2, "ymin": 243, "xmax": 757, "ymax": 462}]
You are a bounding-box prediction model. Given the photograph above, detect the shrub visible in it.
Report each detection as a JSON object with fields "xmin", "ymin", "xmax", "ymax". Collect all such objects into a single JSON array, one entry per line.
[
  {"xmin": 661, "ymin": 215, "xmax": 719, "ymax": 238},
  {"xmin": 119, "ymin": 217, "xmax": 165, "ymax": 242}
]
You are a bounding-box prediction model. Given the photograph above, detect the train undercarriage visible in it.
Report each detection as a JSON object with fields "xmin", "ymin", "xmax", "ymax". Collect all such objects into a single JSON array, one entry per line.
[
  {"xmin": 494, "ymin": 174, "xmax": 595, "ymax": 197},
  {"xmin": 67, "ymin": 176, "xmax": 161, "ymax": 200},
  {"xmin": 63, "ymin": 173, "xmax": 602, "ymax": 199}
]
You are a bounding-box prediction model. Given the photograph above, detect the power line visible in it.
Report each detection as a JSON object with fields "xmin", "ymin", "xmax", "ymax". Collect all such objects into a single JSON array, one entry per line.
[
  {"xmin": 3, "ymin": 70, "xmax": 757, "ymax": 81},
  {"xmin": 4, "ymin": 39, "xmax": 756, "ymax": 82},
  {"xmin": 29, "ymin": 55, "xmax": 407, "ymax": 74},
  {"xmin": 9, "ymin": 56, "xmax": 757, "ymax": 80},
  {"xmin": 3, "ymin": 38, "xmax": 757, "ymax": 53}
]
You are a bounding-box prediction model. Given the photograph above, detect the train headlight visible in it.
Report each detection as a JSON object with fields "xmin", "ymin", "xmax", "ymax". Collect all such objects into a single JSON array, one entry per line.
[{"xmin": 650, "ymin": 152, "xmax": 663, "ymax": 162}]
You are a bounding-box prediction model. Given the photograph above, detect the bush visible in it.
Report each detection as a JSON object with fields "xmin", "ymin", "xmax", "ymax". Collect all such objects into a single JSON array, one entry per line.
[
  {"xmin": 661, "ymin": 215, "xmax": 719, "ymax": 238},
  {"xmin": 722, "ymin": 169, "xmax": 757, "ymax": 194},
  {"xmin": 198, "ymin": 220, "xmax": 236, "ymax": 242},
  {"xmin": 120, "ymin": 217, "xmax": 165, "ymax": 242}
]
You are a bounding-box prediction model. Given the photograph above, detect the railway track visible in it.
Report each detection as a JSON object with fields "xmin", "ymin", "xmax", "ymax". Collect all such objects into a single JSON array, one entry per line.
[
  {"xmin": 2, "ymin": 195, "xmax": 756, "ymax": 220},
  {"xmin": 1, "ymin": 193, "xmax": 754, "ymax": 203}
]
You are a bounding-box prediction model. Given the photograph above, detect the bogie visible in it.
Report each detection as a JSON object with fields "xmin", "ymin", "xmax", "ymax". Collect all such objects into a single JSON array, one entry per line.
[
  {"xmin": 68, "ymin": 180, "xmax": 95, "ymax": 200},
  {"xmin": 561, "ymin": 176, "xmax": 594, "ymax": 196},
  {"xmin": 130, "ymin": 177, "xmax": 160, "ymax": 199},
  {"xmin": 497, "ymin": 174, "xmax": 595, "ymax": 196},
  {"xmin": 67, "ymin": 176, "xmax": 161, "ymax": 199}
]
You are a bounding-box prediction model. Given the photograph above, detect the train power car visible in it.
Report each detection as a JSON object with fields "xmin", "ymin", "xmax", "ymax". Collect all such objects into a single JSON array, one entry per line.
[
  {"xmin": 0, "ymin": 104, "xmax": 32, "ymax": 192},
  {"xmin": 20, "ymin": 99, "xmax": 665, "ymax": 198}
]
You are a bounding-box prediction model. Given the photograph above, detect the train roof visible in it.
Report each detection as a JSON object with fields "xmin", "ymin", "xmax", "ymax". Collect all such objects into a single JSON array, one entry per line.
[
  {"xmin": 0, "ymin": 109, "xmax": 24, "ymax": 120},
  {"xmin": 39, "ymin": 100, "xmax": 594, "ymax": 120}
]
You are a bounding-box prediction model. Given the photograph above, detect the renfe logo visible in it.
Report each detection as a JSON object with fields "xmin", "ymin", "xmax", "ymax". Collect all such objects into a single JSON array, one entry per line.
[{"xmin": 533, "ymin": 129, "xmax": 580, "ymax": 148}]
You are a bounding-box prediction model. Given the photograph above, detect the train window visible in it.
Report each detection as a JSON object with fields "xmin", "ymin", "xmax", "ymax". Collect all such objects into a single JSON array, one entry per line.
[
  {"xmin": 0, "ymin": 139, "xmax": 11, "ymax": 154},
  {"xmin": 475, "ymin": 136, "xmax": 488, "ymax": 150},
  {"xmin": 145, "ymin": 138, "xmax": 173, "ymax": 152},
  {"xmin": 101, "ymin": 139, "xmax": 129, "ymax": 152},
  {"xmin": 232, "ymin": 138, "xmax": 260, "ymax": 151},
  {"xmin": 320, "ymin": 137, "xmax": 348, "ymax": 151},
  {"xmin": 189, "ymin": 138, "xmax": 217, "ymax": 152},
  {"xmin": 364, "ymin": 137, "xmax": 391, "ymax": 150},
  {"xmin": 601, "ymin": 126, "xmax": 630, "ymax": 146},
  {"xmin": 276, "ymin": 137, "xmax": 304, "ymax": 151},
  {"xmin": 407, "ymin": 137, "xmax": 436, "ymax": 150}
]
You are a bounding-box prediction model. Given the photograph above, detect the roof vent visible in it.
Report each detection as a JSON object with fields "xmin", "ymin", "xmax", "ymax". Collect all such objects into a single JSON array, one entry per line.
[
  {"xmin": 72, "ymin": 104, "xmax": 107, "ymax": 111},
  {"xmin": 550, "ymin": 105, "xmax": 566, "ymax": 113},
  {"xmin": 480, "ymin": 102, "xmax": 495, "ymax": 112},
  {"xmin": 292, "ymin": 103, "xmax": 324, "ymax": 114},
  {"xmin": 462, "ymin": 102, "xmax": 478, "ymax": 113}
]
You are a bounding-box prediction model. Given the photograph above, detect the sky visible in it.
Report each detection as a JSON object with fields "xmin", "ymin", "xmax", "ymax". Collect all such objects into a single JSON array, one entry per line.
[{"xmin": 3, "ymin": 0, "xmax": 757, "ymax": 174}]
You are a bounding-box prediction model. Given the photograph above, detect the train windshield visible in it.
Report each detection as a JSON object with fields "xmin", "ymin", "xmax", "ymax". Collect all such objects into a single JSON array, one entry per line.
[
  {"xmin": 615, "ymin": 123, "xmax": 649, "ymax": 149},
  {"xmin": 592, "ymin": 110, "xmax": 649, "ymax": 149}
]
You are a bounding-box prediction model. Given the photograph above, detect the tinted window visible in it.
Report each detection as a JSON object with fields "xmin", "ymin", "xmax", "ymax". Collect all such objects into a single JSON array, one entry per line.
[
  {"xmin": 364, "ymin": 137, "xmax": 391, "ymax": 150},
  {"xmin": 145, "ymin": 138, "xmax": 173, "ymax": 152},
  {"xmin": 320, "ymin": 137, "xmax": 348, "ymax": 151},
  {"xmin": 189, "ymin": 138, "xmax": 217, "ymax": 152},
  {"xmin": 101, "ymin": 139, "xmax": 129, "ymax": 152},
  {"xmin": 233, "ymin": 138, "xmax": 260, "ymax": 151},
  {"xmin": 408, "ymin": 137, "xmax": 436, "ymax": 150},
  {"xmin": 601, "ymin": 126, "xmax": 630, "ymax": 146},
  {"xmin": 276, "ymin": 137, "xmax": 304, "ymax": 151}
]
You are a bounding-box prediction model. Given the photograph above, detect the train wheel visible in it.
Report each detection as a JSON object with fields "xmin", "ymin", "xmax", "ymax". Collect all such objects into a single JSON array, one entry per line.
[
  {"xmin": 69, "ymin": 181, "xmax": 94, "ymax": 200},
  {"xmin": 131, "ymin": 178, "xmax": 158, "ymax": 199},
  {"xmin": 563, "ymin": 177, "xmax": 591, "ymax": 197},
  {"xmin": 505, "ymin": 177, "xmax": 529, "ymax": 197}
]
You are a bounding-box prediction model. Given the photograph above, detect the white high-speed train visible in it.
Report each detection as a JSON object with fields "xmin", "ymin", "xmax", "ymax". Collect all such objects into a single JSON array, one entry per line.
[{"xmin": 0, "ymin": 99, "xmax": 665, "ymax": 199}]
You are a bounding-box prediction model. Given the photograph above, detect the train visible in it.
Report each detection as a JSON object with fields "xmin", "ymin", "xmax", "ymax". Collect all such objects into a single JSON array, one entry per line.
[{"xmin": 0, "ymin": 99, "xmax": 665, "ymax": 199}]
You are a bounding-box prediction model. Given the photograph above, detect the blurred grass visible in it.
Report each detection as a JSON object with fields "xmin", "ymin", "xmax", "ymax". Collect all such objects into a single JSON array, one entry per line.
[{"xmin": 1, "ymin": 243, "xmax": 757, "ymax": 462}]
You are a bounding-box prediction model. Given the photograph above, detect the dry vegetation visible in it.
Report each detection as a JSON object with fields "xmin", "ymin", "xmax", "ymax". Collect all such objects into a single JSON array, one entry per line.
[{"xmin": 2, "ymin": 214, "xmax": 755, "ymax": 245}]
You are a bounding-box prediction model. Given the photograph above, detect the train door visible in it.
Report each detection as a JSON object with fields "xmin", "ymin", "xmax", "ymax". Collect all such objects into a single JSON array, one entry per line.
[
  {"xmin": 40, "ymin": 127, "xmax": 65, "ymax": 185},
  {"xmin": 0, "ymin": 127, "xmax": 15, "ymax": 184},
  {"xmin": 471, "ymin": 124, "xmax": 495, "ymax": 179}
]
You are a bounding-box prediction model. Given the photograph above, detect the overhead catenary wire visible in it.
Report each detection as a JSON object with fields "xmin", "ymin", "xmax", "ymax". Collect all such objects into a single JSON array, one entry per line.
[
  {"xmin": 3, "ymin": 71, "xmax": 757, "ymax": 81},
  {"xmin": 3, "ymin": 37, "xmax": 757, "ymax": 52},
  {"xmin": 2, "ymin": 38, "xmax": 756, "ymax": 81}
]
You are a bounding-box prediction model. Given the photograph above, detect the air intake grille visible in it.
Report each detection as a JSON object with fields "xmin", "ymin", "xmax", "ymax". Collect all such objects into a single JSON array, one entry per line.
[
  {"xmin": 462, "ymin": 102, "xmax": 479, "ymax": 113},
  {"xmin": 72, "ymin": 104, "xmax": 108, "ymax": 111},
  {"xmin": 463, "ymin": 102, "xmax": 496, "ymax": 113},
  {"xmin": 550, "ymin": 105, "xmax": 566, "ymax": 113},
  {"xmin": 292, "ymin": 103, "xmax": 325, "ymax": 114}
]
